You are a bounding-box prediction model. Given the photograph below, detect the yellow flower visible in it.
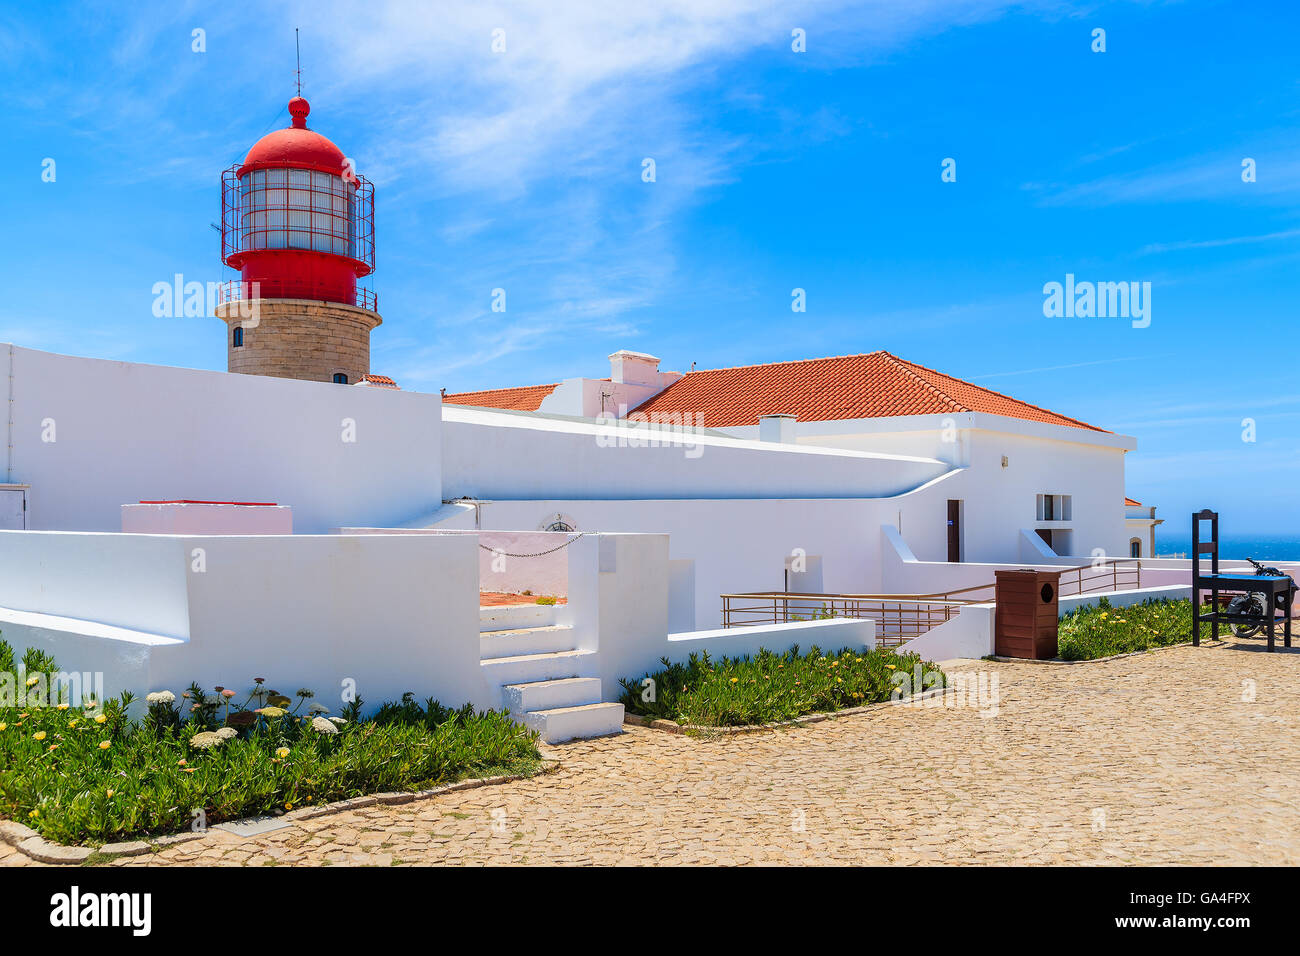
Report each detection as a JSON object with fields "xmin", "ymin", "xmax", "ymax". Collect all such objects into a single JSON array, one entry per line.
[
  {"xmin": 276, "ymin": 747, "xmax": 290, "ymax": 759},
  {"xmin": 94, "ymin": 714, "xmax": 107, "ymax": 724},
  {"xmin": 98, "ymin": 741, "xmax": 111, "ymax": 750},
  {"xmin": 28, "ymin": 809, "xmax": 38, "ymax": 819},
  {"xmin": 885, "ymin": 664, "xmax": 897, "ymax": 670},
  {"xmin": 106, "ymin": 789, "xmax": 114, "ymax": 798},
  {"xmin": 33, "ymin": 731, "xmax": 46, "ymax": 741},
  {"xmin": 729, "ymin": 677, "xmax": 739, "ymax": 684},
  {"xmin": 0, "ymin": 723, "xmax": 6, "ymax": 732},
  {"xmin": 67, "ymin": 720, "xmax": 78, "ymax": 729},
  {"xmin": 285, "ymin": 802, "xmax": 294, "ymax": 810},
  {"xmin": 25, "ymin": 677, "xmax": 38, "ymax": 687},
  {"xmin": 57, "ymin": 703, "xmax": 69, "ymax": 711}
]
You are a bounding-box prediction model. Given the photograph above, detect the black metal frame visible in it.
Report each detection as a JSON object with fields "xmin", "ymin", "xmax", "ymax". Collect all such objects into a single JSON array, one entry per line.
[{"xmin": 1192, "ymin": 509, "xmax": 1293, "ymax": 651}]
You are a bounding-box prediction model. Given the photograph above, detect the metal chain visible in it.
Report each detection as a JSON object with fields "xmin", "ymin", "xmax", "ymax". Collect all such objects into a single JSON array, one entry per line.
[{"xmin": 478, "ymin": 532, "xmax": 592, "ymax": 558}]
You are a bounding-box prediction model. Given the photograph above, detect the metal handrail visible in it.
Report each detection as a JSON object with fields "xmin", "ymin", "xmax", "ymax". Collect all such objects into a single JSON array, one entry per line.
[
  {"xmin": 218, "ymin": 279, "xmax": 378, "ymax": 312},
  {"xmin": 719, "ymin": 558, "xmax": 1143, "ymax": 646}
]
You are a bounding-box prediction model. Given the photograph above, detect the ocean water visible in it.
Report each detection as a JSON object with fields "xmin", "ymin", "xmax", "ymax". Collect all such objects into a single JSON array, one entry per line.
[{"xmin": 1154, "ymin": 534, "xmax": 1300, "ymax": 561}]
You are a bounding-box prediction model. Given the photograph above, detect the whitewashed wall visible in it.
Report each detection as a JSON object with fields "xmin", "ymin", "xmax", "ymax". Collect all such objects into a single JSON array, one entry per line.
[
  {"xmin": 2, "ymin": 345, "xmax": 443, "ymax": 533},
  {"xmin": 555, "ymin": 533, "xmax": 874, "ymax": 705},
  {"xmin": 727, "ymin": 412, "xmax": 1133, "ymax": 564},
  {"xmin": 0, "ymin": 530, "xmax": 483, "ymax": 712},
  {"xmin": 441, "ymin": 405, "xmax": 949, "ymax": 502}
]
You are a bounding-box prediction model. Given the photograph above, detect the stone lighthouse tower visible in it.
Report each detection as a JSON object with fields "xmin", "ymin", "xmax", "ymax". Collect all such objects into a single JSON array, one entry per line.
[{"xmin": 215, "ymin": 96, "xmax": 379, "ymax": 384}]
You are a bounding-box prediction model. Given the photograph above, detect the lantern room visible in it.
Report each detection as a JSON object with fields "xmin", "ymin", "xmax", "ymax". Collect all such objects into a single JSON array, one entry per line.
[
  {"xmin": 215, "ymin": 95, "xmax": 382, "ymax": 386},
  {"xmin": 220, "ymin": 96, "xmax": 375, "ymax": 308}
]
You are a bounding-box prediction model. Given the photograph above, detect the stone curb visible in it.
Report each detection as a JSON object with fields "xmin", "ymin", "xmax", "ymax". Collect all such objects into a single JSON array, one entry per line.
[
  {"xmin": 1, "ymin": 759, "xmax": 560, "ymax": 864},
  {"xmin": 623, "ymin": 685, "xmax": 951, "ymax": 736},
  {"xmin": 989, "ymin": 638, "xmax": 1228, "ymax": 666}
]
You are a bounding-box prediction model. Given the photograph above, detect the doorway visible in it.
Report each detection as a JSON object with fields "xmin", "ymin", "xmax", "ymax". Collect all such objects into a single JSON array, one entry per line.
[
  {"xmin": 946, "ymin": 500, "xmax": 962, "ymax": 562},
  {"xmin": 0, "ymin": 486, "xmax": 26, "ymax": 530}
]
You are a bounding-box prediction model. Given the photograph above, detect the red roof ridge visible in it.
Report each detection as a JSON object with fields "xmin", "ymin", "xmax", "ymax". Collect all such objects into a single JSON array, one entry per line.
[
  {"xmin": 443, "ymin": 382, "xmax": 560, "ymax": 411},
  {"xmin": 679, "ymin": 350, "xmax": 891, "ymax": 376},
  {"xmin": 876, "ymin": 352, "xmax": 966, "ymax": 415},
  {"xmin": 888, "ymin": 354, "xmax": 1107, "ymax": 433}
]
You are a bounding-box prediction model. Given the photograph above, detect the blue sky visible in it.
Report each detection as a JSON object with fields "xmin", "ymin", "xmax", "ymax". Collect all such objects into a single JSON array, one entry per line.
[{"xmin": 2, "ymin": 0, "xmax": 1299, "ymax": 538}]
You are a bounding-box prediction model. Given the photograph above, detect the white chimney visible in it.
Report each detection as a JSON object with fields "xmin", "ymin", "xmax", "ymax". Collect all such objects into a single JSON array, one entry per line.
[
  {"xmin": 609, "ymin": 350, "xmax": 661, "ymax": 386},
  {"xmin": 759, "ymin": 413, "xmax": 797, "ymax": 443}
]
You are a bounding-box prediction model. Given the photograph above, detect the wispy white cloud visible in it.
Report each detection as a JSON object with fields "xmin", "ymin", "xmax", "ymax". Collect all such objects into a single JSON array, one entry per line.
[
  {"xmin": 966, "ymin": 355, "xmax": 1153, "ymax": 380},
  {"xmin": 1027, "ymin": 152, "xmax": 1300, "ymax": 207},
  {"xmin": 1137, "ymin": 228, "xmax": 1300, "ymax": 256}
]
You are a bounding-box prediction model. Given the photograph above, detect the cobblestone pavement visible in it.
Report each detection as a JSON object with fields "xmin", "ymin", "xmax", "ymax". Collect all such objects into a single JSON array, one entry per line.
[{"xmin": 4, "ymin": 641, "xmax": 1298, "ymax": 866}]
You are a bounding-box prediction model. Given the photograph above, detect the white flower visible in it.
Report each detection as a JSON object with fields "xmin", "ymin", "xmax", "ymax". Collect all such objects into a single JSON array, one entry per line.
[
  {"xmin": 190, "ymin": 731, "xmax": 224, "ymax": 749},
  {"xmin": 309, "ymin": 703, "xmax": 329, "ymax": 714},
  {"xmin": 310, "ymin": 716, "xmax": 339, "ymax": 735},
  {"xmin": 215, "ymin": 727, "xmax": 237, "ymax": 740},
  {"xmin": 146, "ymin": 691, "xmax": 176, "ymax": 706},
  {"xmin": 327, "ymin": 716, "xmax": 347, "ymax": 726}
]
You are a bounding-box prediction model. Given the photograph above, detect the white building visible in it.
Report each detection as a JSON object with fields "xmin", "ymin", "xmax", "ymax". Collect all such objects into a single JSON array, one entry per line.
[
  {"xmin": 442, "ymin": 348, "xmax": 1139, "ymax": 569},
  {"xmin": 0, "ymin": 341, "xmax": 1163, "ymax": 740}
]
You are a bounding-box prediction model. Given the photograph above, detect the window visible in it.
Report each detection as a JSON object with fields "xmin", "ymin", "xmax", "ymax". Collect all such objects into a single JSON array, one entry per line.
[
  {"xmin": 332, "ymin": 373, "xmax": 348, "ymax": 384},
  {"xmin": 1036, "ymin": 493, "xmax": 1072, "ymax": 521},
  {"xmin": 1130, "ymin": 538, "xmax": 1142, "ymax": 558},
  {"xmin": 232, "ymin": 326, "xmax": 243, "ymax": 348}
]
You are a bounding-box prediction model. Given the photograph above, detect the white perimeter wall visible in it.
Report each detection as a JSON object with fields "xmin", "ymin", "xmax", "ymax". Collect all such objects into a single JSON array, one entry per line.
[
  {"xmin": 2, "ymin": 345, "xmax": 443, "ymax": 533},
  {"xmin": 441, "ymin": 405, "xmax": 948, "ymax": 501},
  {"xmin": 0, "ymin": 530, "xmax": 483, "ymax": 713}
]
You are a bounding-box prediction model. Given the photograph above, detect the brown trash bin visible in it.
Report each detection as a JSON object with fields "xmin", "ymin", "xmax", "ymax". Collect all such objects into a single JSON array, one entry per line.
[{"xmin": 994, "ymin": 569, "xmax": 1062, "ymax": 659}]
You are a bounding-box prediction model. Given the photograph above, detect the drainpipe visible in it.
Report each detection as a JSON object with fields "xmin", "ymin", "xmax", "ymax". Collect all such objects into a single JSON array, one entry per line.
[{"xmin": 6, "ymin": 344, "xmax": 13, "ymax": 483}]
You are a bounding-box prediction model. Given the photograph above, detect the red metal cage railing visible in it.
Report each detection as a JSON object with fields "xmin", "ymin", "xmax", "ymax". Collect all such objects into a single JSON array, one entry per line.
[{"xmin": 218, "ymin": 279, "xmax": 377, "ymax": 312}]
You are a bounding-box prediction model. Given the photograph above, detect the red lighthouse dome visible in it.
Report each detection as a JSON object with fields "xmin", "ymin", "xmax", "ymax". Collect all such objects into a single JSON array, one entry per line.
[{"xmin": 220, "ymin": 97, "xmax": 375, "ymax": 308}]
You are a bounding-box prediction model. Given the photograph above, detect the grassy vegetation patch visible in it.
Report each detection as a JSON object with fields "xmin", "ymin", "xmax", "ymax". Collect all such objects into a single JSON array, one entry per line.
[
  {"xmin": 0, "ymin": 641, "xmax": 541, "ymax": 846},
  {"xmin": 620, "ymin": 645, "xmax": 946, "ymax": 727},
  {"xmin": 1056, "ymin": 597, "xmax": 1228, "ymax": 661}
]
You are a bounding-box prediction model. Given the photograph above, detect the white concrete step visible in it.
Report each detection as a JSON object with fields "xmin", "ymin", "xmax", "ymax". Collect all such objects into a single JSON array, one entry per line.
[
  {"xmin": 479, "ymin": 648, "xmax": 597, "ymax": 686},
  {"xmin": 479, "ymin": 624, "xmax": 575, "ymax": 660},
  {"xmin": 518, "ymin": 702, "xmax": 625, "ymax": 744},
  {"xmin": 479, "ymin": 603, "xmax": 556, "ymax": 633},
  {"xmin": 503, "ymin": 677, "xmax": 602, "ymax": 714}
]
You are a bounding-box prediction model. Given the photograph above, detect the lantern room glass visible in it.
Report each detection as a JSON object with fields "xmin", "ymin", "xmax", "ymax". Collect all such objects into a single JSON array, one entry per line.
[{"xmin": 238, "ymin": 168, "xmax": 358, "ymax": 259}]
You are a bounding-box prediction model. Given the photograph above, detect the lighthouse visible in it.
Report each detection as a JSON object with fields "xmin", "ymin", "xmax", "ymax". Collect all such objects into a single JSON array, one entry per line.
[{"xmin": 216, "ymin": 96, "xmax": 379, "ymax": 384}]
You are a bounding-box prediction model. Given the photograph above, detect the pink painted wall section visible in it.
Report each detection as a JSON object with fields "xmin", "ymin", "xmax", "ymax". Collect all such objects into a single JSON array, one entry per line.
[
  {"xmin": 121, "ymin": 502, "xmax": 293, "ymax": 535},
  {"xmin": 476, "ymin": 531, "xmax": 570, "ymax": 598},
  {"xmin": 336, "ymin": 528, "xmax": 571, "ymax": 598}
]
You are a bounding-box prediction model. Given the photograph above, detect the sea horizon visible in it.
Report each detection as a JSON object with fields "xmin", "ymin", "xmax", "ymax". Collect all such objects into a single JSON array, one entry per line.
[{"xmin": 1153, "ymin": 533, "xmax": 1300, "ymax": 561}]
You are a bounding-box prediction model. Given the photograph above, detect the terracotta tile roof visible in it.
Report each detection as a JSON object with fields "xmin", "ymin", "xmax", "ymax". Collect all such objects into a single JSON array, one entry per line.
[
  {"xmin": 1125, "ymin": 497, "xmax": 1142, "ymax": 507},
  {"xmin": 629, "ymin": 351, "xmax": 1108, "ymax": 432},
  {"xmin": 356, "ymin": 374, "xmax": 400, "ymax": 389},
  {"xmin": 442, "ymin": 382, "xmax": 559, "ymax": 411}
]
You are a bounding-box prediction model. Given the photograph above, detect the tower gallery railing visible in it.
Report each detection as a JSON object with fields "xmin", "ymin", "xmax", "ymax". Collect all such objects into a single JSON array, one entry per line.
[{"xmin": 217, "ymin": 280, "xmax": 378, "ymax": 312}]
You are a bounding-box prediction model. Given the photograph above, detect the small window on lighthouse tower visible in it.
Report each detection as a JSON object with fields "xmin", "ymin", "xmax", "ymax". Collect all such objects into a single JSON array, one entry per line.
[
  {"xmin": 232, "ymin": 326, "xmax": 243, "ymax": 348},
  {"xmin": 333, "ymin": 373, "xmax": 349, "ymax": 384}
]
